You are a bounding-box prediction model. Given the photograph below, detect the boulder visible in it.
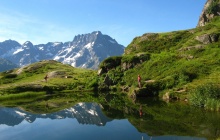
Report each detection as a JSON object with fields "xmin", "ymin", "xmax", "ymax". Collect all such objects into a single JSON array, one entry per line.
[
  {"xmin": 195, "ymin": 34, "xmax": 219, "ymax": 44},
  {"xmin": 195, "ymin": 34, "xmax": 212, "ymax": 44}
]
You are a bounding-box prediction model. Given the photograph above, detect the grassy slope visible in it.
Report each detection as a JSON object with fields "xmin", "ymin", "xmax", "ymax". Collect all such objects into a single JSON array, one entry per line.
[
  {"xmin": 98, "ymin": 17, "xmax": 220, "ymax": 102},
  {"xmin": 1, "ymin": 18, "xmax": 220, "ymax": 100},
  {"xmin": 0, "ymin": 16, "xmax": 220, "ymax": 112},
  {"xmin": 0, "ymin": 60, "xmax": 97, "ymax": 94},
  {"xmin": 127, "ymin": 17, "xmax": 220, "ymax": 86}
]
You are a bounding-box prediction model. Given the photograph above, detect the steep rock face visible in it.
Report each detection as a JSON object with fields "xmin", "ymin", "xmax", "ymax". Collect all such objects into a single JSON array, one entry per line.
[
  {"xmin": 197, "ymin": 0, "xmax": 220, "ymax": 27},
  {"xmin": 0, "ymin": 31, "xmax": 124, "ymax": 69}
]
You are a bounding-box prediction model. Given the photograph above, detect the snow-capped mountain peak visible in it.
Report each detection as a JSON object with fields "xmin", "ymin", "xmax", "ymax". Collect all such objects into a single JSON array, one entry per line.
[{"xmin": 0, "ymin": 31, "xmax": 124, "ymax": 70}]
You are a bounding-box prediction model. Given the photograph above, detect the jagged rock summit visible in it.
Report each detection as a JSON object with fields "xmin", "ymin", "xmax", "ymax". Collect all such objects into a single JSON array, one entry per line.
[
  {"xmin": 197, "ymin": 0, "xmax": 220, "ymax": 27},
  {"xmin": 54, "ymin": 31, "xmax": 124, "ymax": 69},
  {"xmin": 0, "ymin": 31, "xmax": 124, "ymax": 70}
]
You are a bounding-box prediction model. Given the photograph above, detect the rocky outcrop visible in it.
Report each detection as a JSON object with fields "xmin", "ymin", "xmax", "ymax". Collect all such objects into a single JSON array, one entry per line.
[
  {"xmin": 197, "ymin": 0, "xmax": 220, "ymax": 27},
  {"xmin": 98, "ymin": 56, "xmax": 122, "ymax": 73},
  {"xmin": 98, "ymin": 53, "xmax": 150, "ymax": 75},
  {"xmin": 195, "ymin": 33, "xmax": 219, "ymax": 44}
]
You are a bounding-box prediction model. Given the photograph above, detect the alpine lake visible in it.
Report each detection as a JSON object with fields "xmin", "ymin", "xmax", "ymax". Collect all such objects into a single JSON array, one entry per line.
[{"xmin": 0, "ymin": 91, "xmax": 220, "ymax": 140}]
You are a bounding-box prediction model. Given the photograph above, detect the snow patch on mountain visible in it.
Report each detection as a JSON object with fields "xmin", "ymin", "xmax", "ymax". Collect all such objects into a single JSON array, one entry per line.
[
  {"xmin": 109, "ymin": 40, "xmax": 116, "ymax": 44},
  {"xmin": 15, "ymin": 111, "xmax": 26, "ymax": 117},
  {"xmin": 2, "ymin": 46, "xmax": 20, "ymax": 57},
  {"xmin": 0, "ymin": 31, "xmax": 124, "ymax": 69},
  {"xmin": 13, "ymin": 48, "xmax": 24, "ymax": 55}
]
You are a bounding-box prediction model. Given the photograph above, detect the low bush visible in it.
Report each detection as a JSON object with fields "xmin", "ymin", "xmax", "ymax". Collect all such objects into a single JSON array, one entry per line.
[
  {"xmin": 121, "ymin": 53, "xmax": 150, "ymax": 64},
  {"xmin": 99, "ymin": 56, "xmax": 122, "ymax": 71},
  {"xmin": 189, "ymin": 83, "xmax": 220, "ymax": 111},
  {"xmin": 4, "ymin": 73, "xmax": 17, "ymax": 78}
]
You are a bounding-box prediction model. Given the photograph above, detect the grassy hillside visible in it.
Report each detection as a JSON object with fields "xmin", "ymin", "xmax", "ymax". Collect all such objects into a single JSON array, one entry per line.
[
  {"xmin": 0, "ymin": 60, "xmax": 97, "ymax": 95},
  {"xmin": 98, "ymin": 17, "xmax": 220, "ymax": 111}
]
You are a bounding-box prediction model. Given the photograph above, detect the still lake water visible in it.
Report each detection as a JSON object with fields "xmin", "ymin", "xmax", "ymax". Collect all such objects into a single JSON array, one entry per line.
[{"xmin": 1, "ymin": 100, "xmax": 217, "ymax": 140}]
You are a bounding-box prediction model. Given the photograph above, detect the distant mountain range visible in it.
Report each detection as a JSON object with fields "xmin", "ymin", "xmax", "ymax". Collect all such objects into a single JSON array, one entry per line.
[
  {"xmin": 0, "ymin": 58, "xmax": 18, "ymax": 72},
  {"xmin": 0, "ymin": 31, "xmax": 124, "ymax": 71},
  {"xmin": 0, "ymin": 102, "xmax": 112, "ymax": 126}
]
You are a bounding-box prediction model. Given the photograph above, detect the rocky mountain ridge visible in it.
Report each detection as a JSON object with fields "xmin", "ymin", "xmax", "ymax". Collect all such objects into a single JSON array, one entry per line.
[{"xmin": 0, "ymin": 31, "xmax": 124, "ymax": 71}]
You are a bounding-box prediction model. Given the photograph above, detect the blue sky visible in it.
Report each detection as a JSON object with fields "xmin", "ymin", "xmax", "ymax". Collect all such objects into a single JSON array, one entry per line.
[{"xmin": 0, "ymin": 0, "xmax": 206, "ymax": 47}]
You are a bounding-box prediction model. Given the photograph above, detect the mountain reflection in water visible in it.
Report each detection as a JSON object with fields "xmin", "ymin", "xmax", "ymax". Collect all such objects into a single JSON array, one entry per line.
[
  {"xmin": 0, "ymin": 102, "xmax": 210, "ymax": 140},
  {"xmin": 0, "ymin": 102, "xmax": 112, "ymax": 126}
]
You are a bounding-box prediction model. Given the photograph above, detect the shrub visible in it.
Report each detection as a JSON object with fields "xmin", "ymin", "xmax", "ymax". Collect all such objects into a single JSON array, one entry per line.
[
  {"xmin": 87, "ymin": 77, "xmax": 99, "ymax": 89},
  {"xmin": 4, "ymin": 74, "xmax": 17, "ymax": 78},
  {"xmin": 107, "ymin": 68, "xmax": 123, "ymax": 85},
  {"xmin": 121, "ymin": 55, "xmax": 139, "ymax": 63},
  {"xmin": 189, "ymin": 83, "xmax": 220, "ymax": 110},
  {"xmin": 160, "ymin": 76, "xmax": 176, "ymax": 89},
  {"xmin": 121, "ymin": 53, "xmax": 150, "ymax": 64},
  {"xmin": 205, "ymin": 98, "xmax": 220, "ymax": 111},
  {"xmin": 99, "ymin": 56, "xmax": 122, "ymax": 70}
]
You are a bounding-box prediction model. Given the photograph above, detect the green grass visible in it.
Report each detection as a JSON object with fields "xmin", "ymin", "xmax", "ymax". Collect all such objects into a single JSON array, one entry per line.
[
  {"xmin": 97, "ymin": 17, "xmax": 220, "ymax": 111},
  {"xmin": 0, "ymin": 60, "xmax": 97, "ymax": 94},
  {"xmin": 189, "ymin": 83, "xmax": 220, "ymax": 111},
  {"xmin": 1, "ymin": 12, "xmax": 220, "ymax": 114}
]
